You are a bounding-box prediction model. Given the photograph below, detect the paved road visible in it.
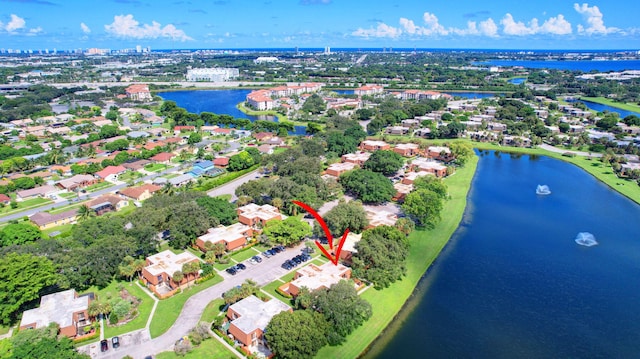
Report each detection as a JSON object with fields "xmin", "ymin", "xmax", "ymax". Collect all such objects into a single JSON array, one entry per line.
[
  {"xmin": 539, "ymin": 144, "xmax": 603, "ymax": 158},
  {"xmin": 206, "ymin": 169, "xmax": 262, "ymax": 201},
  {"xmin": 80, "ymin": 243, "xmax": 308, "ymax": 359},
  {"xmin": 0, "ymin": 166, "xmax": 182, "ymax": 223}
]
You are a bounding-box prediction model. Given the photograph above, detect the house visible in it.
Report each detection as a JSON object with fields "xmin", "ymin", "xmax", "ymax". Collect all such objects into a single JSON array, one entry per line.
[
  {"xmin": 354, "ymin": 84, "xmax": 384, "ymax": 96},
  {"xmin": 169, "ymin": 174, "xmax": 194, "ymax": 187},
  {"xmin": 125, "ymin": 84, "xmax": 152, "ymax": 101},
  {"xmin": 280, "ymin": 262, "xmax": 351, "ymax": 297},
  {"xmin": 426, "ymin": 146, "xmax": 451, "ymax": 159},
  {"xmin": 95, "ymin": 165, "xmax": 127, "ymax": 182},
  {"xmin": 29, "ymin": 209, "xmax": 78, "ymax": 230},
  {"xmin": 409, "ymin": 158, "xmax": 448, "ymax": 177},
  {"xmin": 86, "ymin": 194, "xmax": 129, "ymax": 216},
  {"xmin": 174, "ymin": 125, "xmax": 195, "ymax": 133},
  {"xmin": 50, "ymin": 165, "xmax": 72, "ymax": 176},
  {"xmin": 365, "ymin": 207, "xmax": 398, "ymax": 228},
  {"xmin": 118, "ymin": 183, "xmax": 162, "ymax": 201},
  {"xmin": 16, "ymin": 185, "xmax": 58, "ymax": 201},
  {"xmin": 360, "ymin": 140, "xmax": 391, "ymax": 151},
  {"xmin": 121, "ymin": 159, "xmax": 151, "ymax": 171},
  {"xmin": 402, "ymin": 171, "xmax": 433, "ymax": 185},
  {"xmin": 257, "ymin": 144, "xmax": 274, "ymax": 154},
  {"xmin": 226, "ymin": 295, "xmax": 291, "ymax": 353},
  {"xmin": 385, "ymin": 126, "xmax": 409, "ymax": 135},
  {"xmin": 246, "ymin": 90, "xmax": 275, "ymax": 110},
  {"xmin": 19, "ymin": 289, "xmax": 92, "ymax": 338},
  {"xmin": 401, "ymin": 119, "xmax": 421, "ymax": 128},
  {"xmin": 237, "ymin": 203, "xmax": 283, "ymax": 230},
  {"xmin": 341, "ymin": 151, "xmax": 371, "ymax": 165},
  {"xmin": 141, "ymin": 250, "xmax": 201, "ymax": 298},
  {"xmin": 393, "ymin": 143, "xmax": 420, "ymax": 157},
  {"xmin": 56, "ymin": 174, "xmax": 98, "ymax": 191},
  {"xmin": 213, "ymin": 157, "xmax": 230, "ymax": 168},
  {"xmin": 325, "ymin": 162, "xmax": 358, "ymax": 177},
  {"xmin": 188, "ymin": 160, "xmax": 216, "ymax": 177},
  {"xmin": 0, "ymin": 193, "xmax": 10, "ymax": 204},
  {"xmin": 253, "ymin": 132, "xmax": 275, "ymax": 142},
  {"xmin": 196, "ymin": 223, "xmax": 253, "ymax": 252},
  {"xmin": 150, "ymin": 152, "xmax": 175, "ymax": 164},
  {"xmin": 393, "ymin": 182, "xmax": 413, "ymax": 201},
  {"xmin": 339, "ymin": 232, "xmax": 362, "ymax": 265}
]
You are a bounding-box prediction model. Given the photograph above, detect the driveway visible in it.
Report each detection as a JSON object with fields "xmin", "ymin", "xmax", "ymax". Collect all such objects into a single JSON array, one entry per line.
[
  {"xmin": 206, "ymin": 169, "xmax": 262, "ymax": 201},
  {"xmin": 79, "ymin": 243, "xmax": 308, "ymax": 359},
  {"xmin": 539, "ymin": 144, "xmax": 602, "ymax": 158}
]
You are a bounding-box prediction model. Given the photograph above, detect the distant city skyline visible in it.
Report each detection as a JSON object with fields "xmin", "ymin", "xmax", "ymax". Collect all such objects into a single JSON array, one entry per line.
[{"xmin": 0, "ymin": 0, "xmax": 638, "ymax": 51}]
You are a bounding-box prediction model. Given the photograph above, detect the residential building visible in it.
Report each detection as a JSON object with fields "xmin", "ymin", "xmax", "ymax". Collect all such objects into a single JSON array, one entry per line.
[
  {"xmin": 281, "ymin": 262, "xmax": 351, "ymax": 297},
  {"xmin": 196, "ymin": 223, "xmax": 253, "ymax": 252},
  {"xmin": 168, "ymin": 174, "xmax": 194, "ymax": 187},
  {"xmin": 186, "ymin": 68, "xmax": 239, "ymax": 82},
  {"xmin": 188, "ymin": 160, "xmax": 217, "ymax": 177},
  {"xmin": 29, "ymin": 209, "xmax": 77, "ymax": 230},
  {"xmin": 341, "ymin": 151, "xmax": 371, "ymax": 165},
  {"xmin": 402, "ymin": 171, "xmax": 433, "ymax": 185},
  {"xmin": 365, "ymin": 207, "xmax": 398, "ymax": 228},
  {"xmin": 141, "ymin": 250, "xmax": 201, "ymax": 298},
  {"xmin": 354, "ymin": 84, "xmax": 384, "ymax": 96},
  {"xmin": 86, "ymin": 194, "xmax": 129, "ymax": 216},
  {"xmin": 121, "ymin": 159, "xmax": 150, "ymax": 171},
  {"xmin": 393, "ymin": 143, "xmax": 420, "ymax": 157},
  {"xmin": 393, "ymin": 182, "xmax": 414, "ymax": 201},
  {"xmin": 95, "ymin": 165, "xmax": 127, "ymax": 182},
  {"xmin": 325, "ymin": 162, "xmax": 358, "ymax": 177},
  {"xmin": 409, "ymin": 158, "xmax": 448, "ymax": 177},
  {"xmin": 150, "ymin": 152, "xmax": 175, "ymax": 164},
  {"xmin": 339, "ymin": 232, "xmax": 362, "ymax": 265},
  {"xmin": 246, "ymin": 90, "xmax": 275, "ymax": 111},
  {"xmin": 385, "ymin": 126, "xmax": 409, "ymax": 135},
  {"xmin": 19, "ymin": 289, "xmax": 92, "ymax": 338},
  {"xmin": 237, "ymin": 204, "xmax": 283, "ymax": 229},
  {"xmin": 117, "ymin": 183, "xmax": 162, "ymax": 201},
  {"xmin": 226, "ymin": 295, "xmax": 291, "ymax": 353},
  {"xmin": 0, "ymin": 193, "xmax": 10, "ymax": 205},
  {"xmin": 125, "ymin": 84, "xmax": 152, "ymax": 101},
  {"xmin": 360, "ymin": 140, "xmax": 391, "ymax": 151},
  {"xmin": 213, "ymin": 157, "xmax": 230, "ymax": 168},
  {"xmin": 16, "ymin": 185, "xmax": 58, "ymax": 201},
  {"xmin": 426, "ymin": 146, "xmax": 451, "ymax": 158}
]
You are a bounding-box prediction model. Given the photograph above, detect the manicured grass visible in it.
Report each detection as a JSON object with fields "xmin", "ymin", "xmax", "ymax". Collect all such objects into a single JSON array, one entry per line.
[
  {"xmin": 229, "ymin": 247, "xmax": 261, "ymax": 263},
  {"xmin": 260, "ymin": 281, "xmax": 293, "ymax": 305},
  {"xmin": 0, "ymin": 197, "xmax": 51, "ymax": 215},
  {"xmin": 580, "ymin": 96, "xmax": 640, "ymax": 113},
  {"xmin": 149, "ymin": 276, "xmax": 223, "ymax": 339},
  {"xmin": 80, "ymin": 281, "xmax": 155, "ymax": 339},
  {"xmin": 85, "ymin": 181, "xmax": 113, "ymax": 192},
  {"xmin": 315, "ymin": 154, "xmax": 478, "ymax": 359},
  {"xmin": 252, "ymin": 243, "xmax": 271, "ymax": 252},
  {"xmin": 42, "ymin": 223, "xmax": 74, "ymax": 237},
  {"xmin": 144, "ymin": 163, "xmax": 169, "ymax": 172},
  {"xmin": 58, "ymin": 192, "xmax": 78, "ymax": 199},
  {"xmin": 214, "ymin": 259, "xmax": 234, "ymax": 271},
  {"xmin": 155, "ymin": 337, "xmax": 237, "ymax": 359},
  {"xmin": 119, "ymin": 171, "xmax": 144, "ymax": 182},
  {"xmin": 310, "ymin": 257, "xmax": 328, "ymax": 266},
  {"xmin": 0, "ymin": 325, "xmax": 9, "ymax": 335},
  {"xmin": 200, "ymin": 298, "xmax": 226, "ymax": 323}
]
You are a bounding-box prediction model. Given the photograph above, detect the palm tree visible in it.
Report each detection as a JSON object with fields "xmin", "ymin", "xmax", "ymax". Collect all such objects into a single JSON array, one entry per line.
[
  {"xmin": 161, "ymin": 182, "xmax": 175, "ymax": 196},
  {"xmin": 172, "ymin": 270, "xmax": 184, "ymax": 288},
  {"xmin": 271, "ymin": 197, "xmax": 284, "ymax": 210},
  {"xmin": 77, "ymin": 204, "xmax": 96, "ymax": 221}
]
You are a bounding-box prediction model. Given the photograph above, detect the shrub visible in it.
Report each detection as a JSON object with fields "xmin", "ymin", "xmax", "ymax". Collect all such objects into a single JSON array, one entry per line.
[{"xmin": 109, "ymin": 314, "xmax": 119, "ymax": 325}]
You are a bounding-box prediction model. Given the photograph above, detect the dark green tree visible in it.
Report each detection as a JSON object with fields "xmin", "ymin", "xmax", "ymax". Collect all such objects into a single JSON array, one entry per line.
[
  {"xmin": 195, "ymin": 196, "xmax": 237, "ymax": 225},
  {"xmin": 402, "ymin": 189, "xmax": 444, "ymax": 229},
  {"xmin": 362, "ymin": 150, "xmax": 404, "ymax": 176},
  {"xmin": 351, "ymin": 226, "xmax": 409, "ymax": 289},
  {"xmin": 339, "ymin": 169, "xmax": 395, "ymax": 203},
  {"xmin": 264, "ymin": 310, "xmax": 330, "ymax": 359},
  {"xmin": 263, "ymin": 217, "xmax": 312, "ymax": 246},
  {"xmin": 322, "ymin": 201, "xmax": 368, "ymax": 237},
  {"xmin": 0, "ymin": 223, "xmax": 42, "ymax": 247}
]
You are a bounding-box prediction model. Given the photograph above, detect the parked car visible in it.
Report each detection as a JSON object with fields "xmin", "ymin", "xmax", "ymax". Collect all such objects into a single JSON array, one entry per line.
[
  {"xmin": 302, "ymin": 247, "xmax": 315, "ymax": 254},
  {"xmin": 281, "ymin": 261, "xmax": 293, "ymax": 270},
  {"xmin": 225, "ymin": 267, "xmax": 237, "ymax": 275},
  {"xmin": 276, "ymin": 245, "xmax": 286, "ymax": 252},
  {"xmin": 251, "ymin": 255, "xmax": 262, "ymax": 263},
  {"xmin": 271, "ymin": 246, "xmax": 282, "ymax": 254},
  {"xmin": 112, "ymin": 336, "xmax": 120, "ymax": 349},
  {"xmin": 100, "ymin": 340, "xmax": 109, "ymax": 352},
  {"xmin": 301, "ymin": 253, "xmax": 311, "ymax": 261},
  {"xmin": 292, "ymin": 256, "xmax": 302, "ymax": 264},
  {"xmin": 262, "ymin": 250, "xmax": 272, "ymax": 258},
  {"xmin": 236, "ymin": 263, "xmax": 246, "ymax": 270}
]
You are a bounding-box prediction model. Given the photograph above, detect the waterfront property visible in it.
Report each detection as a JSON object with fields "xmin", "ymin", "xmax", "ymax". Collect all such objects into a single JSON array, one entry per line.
[{"xmin": 279, "ymin": 262, "xmax": 351, "ymax": 297}]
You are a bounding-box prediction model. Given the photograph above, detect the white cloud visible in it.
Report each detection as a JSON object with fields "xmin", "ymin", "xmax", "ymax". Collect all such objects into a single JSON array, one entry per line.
[
  {"xmin": 398, "ymin": 12, "xmax": 449, "ymax": 36},
  {"xmin": 80, "ymin": 22, "xmax": 91, "ymax": 34},
  {"xmin": 352, "ymin": 23, "xmax": 402, "ymax": 39},
  {"xmin": 5, "ymin": 14, "xmax": 26, "ymax": 32},
  {"xmin": 104, "ymin": 14, "xmax": 193, "ymax": 41},
  {"xmin": 501, "ymin": 13, "xmax": 572, "ymax": 36},
  {"xmin": 478, "ymin": 18, "xmax": 499, "ymax": 37},
  {"xmin": 28, "ymin": 27, "xmax": 42, "ymax": 34},
  {"xmin": 574, "ymin": 3, "xmax": 618, "ymax": 34}
]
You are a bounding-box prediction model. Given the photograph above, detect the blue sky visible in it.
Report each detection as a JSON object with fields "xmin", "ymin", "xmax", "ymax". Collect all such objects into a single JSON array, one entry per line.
[{"xmin": 0, "ymin": 0, "xmax": 638, "ymax": 51}]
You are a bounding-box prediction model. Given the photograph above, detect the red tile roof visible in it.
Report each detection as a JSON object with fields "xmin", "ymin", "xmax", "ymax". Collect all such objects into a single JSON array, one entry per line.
[
  {"xmin": 95, "ymin": 165, "xmax": 127, "ymax": 179},
  {"xmin": 150, "ymin": 152, "xmax": 175, "ymax": 162}
]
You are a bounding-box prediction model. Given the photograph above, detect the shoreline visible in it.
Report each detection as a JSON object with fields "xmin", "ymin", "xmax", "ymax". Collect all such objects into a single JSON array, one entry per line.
[
  {"xmin": 579, "ymin": 96, "xmax": 640, "ymax": 114},
  {"xmin": 315, "ymin": 154, "xmax": 479, "ymax": 359}
]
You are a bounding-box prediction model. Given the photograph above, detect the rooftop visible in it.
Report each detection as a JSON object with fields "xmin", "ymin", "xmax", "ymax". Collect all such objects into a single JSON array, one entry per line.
[
  {"xmin": 20, "ymin": 289, "xmax": 88, "ymax": 329},
  {"xmin": 290, "ymin": 262, "xmax": 351, "ymax": 292},
  {"xmin": 237, "ymin": 203, "xmax": 282, "ymax": 222},
  {"xmin": 145, "ymin": 250, "xmax": 200, "ymax": 277},
  {"xmin": 198, "ymin": 223, "xmax": 251, "ymax": 245},
  {"xmin": 229, "ymin": 295, "xmax": 290, "ymax": 335}
]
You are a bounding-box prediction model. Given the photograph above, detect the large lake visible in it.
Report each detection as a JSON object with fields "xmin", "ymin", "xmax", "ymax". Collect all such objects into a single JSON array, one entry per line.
[
  {"xmin": 474, "ymin": 60, "xmax": 640, "ymax": 72},
  {"xmin": 366, "ymin": 151, "xmax": 640, "ymax": 358}
]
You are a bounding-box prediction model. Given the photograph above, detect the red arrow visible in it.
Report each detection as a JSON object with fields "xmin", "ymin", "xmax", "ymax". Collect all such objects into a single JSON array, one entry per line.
[{"xmin": 293, "ymin": 200, "xmax": 349, "ymax": 266}]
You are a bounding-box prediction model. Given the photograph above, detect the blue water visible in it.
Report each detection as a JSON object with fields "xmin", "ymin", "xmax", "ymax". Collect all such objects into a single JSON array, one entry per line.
[
  {"xmin": 332, "ymin": 89, "xmax": 355, "ymax": 95},
  {"xmin": 157, "ymin": 89, "xmax": 307, "ymax": 135},
  {"xmin": 474, "ymin": 60, "xmax": 640, "ymax": 72},
  {"xmin": 367, "ymin": 151, "xmax": 640, "ymax": 358},
  {"xmin": 508, "ymin": 78, "xmax": 526, "ymax": 85},
  {"xmin": 577, "ymin": 100, "xmax": 640, "ymax": 119},
  {"xmin": 445, "ymin": 92, "xmax": 503, "ymax": 99}
]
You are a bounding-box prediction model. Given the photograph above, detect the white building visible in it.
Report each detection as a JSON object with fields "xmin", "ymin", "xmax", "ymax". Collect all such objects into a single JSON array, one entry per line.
[{"xmin": 186, "ymin": 68, "xmax": 239, "ymax": 82}]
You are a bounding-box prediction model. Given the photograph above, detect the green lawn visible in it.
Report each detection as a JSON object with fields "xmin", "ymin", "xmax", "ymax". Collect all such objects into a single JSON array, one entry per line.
[
  {"xmin": 315, "ymin": 154, "xmax": 478, "ymax": 359},
  {"xmin": 149, "ymin": 276, "xmax": 223, "ymax": 338},
  {"xmin": 58, "ymin": 192, "xmax": 78, "ymax": 199},
  {"xmin": 214, "ymin": 259, "xmax": 234, "ymax": 271},
  {"xmin": 155, "ymin": 337, "xmax": 237, "ymax": 359},
  {"xmin": 85, "ymin": 181, "xmax": 113, "ymax": 192},
  {"xmin": 0, "ymin": 325, "xmax": 9, "ymax": 335},
  {"xmin": 580, "ymin": 96, "xmax": 640, "ymax": 113},
  {"xmin": 80, "ymin": 281, "xmax": 155, "ymax": 339},
  {"xmin": 119, "ymin": 171, "xmax": 144, "ymax": 182},
  {"xmin": 200, "ymin": 298, "xmax": 226, "ymax": 323},
  {"xmin": 42, "ymin": 223, "xmax": 74, "ymax": 237},
  {"xmin": 0, "ymin": 197, "xmax": 52, "ymax": 215},
  {"xmin": 229, "ymin": 247, "xmax": 261, "ymax": 263},
  {"xmin": 260, "ymin": 281, "xmax": 293, "ymax": 305},
  {"xmin": 144, "ymin": 163, "xmax": 169, "ymax": 172}
]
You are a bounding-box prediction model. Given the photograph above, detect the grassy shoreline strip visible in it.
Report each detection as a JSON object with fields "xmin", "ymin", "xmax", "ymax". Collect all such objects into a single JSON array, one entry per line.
[
  {"xmin": 580, "ymin": 96, "xmax": 640, "ymax": 114},
  {"xmin": 315, "ymin": 154, "xmax": 479, "ymax": 359}
]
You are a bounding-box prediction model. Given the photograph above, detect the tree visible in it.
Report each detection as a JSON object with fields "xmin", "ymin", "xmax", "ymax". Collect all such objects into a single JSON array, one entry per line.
[
  {"xmin": 394, "ymin": 217, "xmax": 415, "ymax": 236},
  {"xmin": 301, "ymin": 93, "xmax": 326, "ymax": 114},
  {"xmin": 204, "ymin": 241, "xmax": 227, "ymax": 261},
  {"xmin": 76, "ymin": 204, "xmax": 96, "ymax": 222},
  {"xmin": 351, "ymin": 226, "xmax": 409, "ymax": 289},
  {"xmin": 172, "ymin": 270, "xmax": 184, "ymax": 286},
  {"xmin": 449, "ymin": 141, "xmax": 474, "ymax": 166},
  {"xmin": 10, "ymin": 326, "xmax": 90, "ymax": 359},
  {"xmin": 402, "ymin": 189, "xmax": 444, "ymax": 229},
  {"xmin": 187, "ymin": 132, "xmax": 202, "ymax": 145},
  {"xmin": 413, "ymin": 176, "xmax": 448, "ymax": 200},
  {"xmin": 182, "ymin": 261, "xmax": 200, "ymax": 285},
  {"xmin": 325, "ymin": 131, "xmax": 357, "ymax": 156},
  {"xmin": 264, "ymin": 310, "xmax": 330, "ymax": 359},
  {"xmin": 322, "ymin": 201, "xmax": 368, "ymax": 237},
  {"xmin": 0, "ymin": 253, "xmax": 58, "ymax": 325},
  {"xmin": 119, "ymin": 256, "xmax": 144, "ymax": 282},
  {"xmin": 339, "ymin": 169, "xmax": 395, "ymax": 203},
  {"xmin": 166, "ymin": 201, "xmax": 217, "ymax": 249},
  {"xmin": 312, "ymin": 281, "xmax": 372, "ymax": 345},
  {"xmin": 227, "ymin": 151, "xmax": 254, "ymax": 171},
  {"xmin": 222, "ymin": 280, "xmax": 260, "ymax": 305},
  {"xmin": 0, "ymin": 223, "xmax": 42, "ymax": 247},
  {"xmin": 195, "ymin": 196, "xmax": 237, "ymax": 225},
  {"xmin": 263, "ymin": 217, "xmax": 312, "ymax": 246},
  {"xmin": 362, "ymin": 150, "xmax": 404, "ymax": 176}
]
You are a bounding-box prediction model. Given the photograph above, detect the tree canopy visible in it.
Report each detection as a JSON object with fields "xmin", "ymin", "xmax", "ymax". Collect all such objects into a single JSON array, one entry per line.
[
  {"xmin": 339, "ymin": 169, "xmax": 395, "ymax": 203},
  {"xmin": 352, "ymin": 226, "xmax": 409, "ymax": 289},
  {"xmin": 362, "ymin": 150, "xmax": 405, "ymax": 176},
  {"xmin": 301, "ymin": 93, "xmax": 326, "ymax": 114},
  {"xmin": 263, "ymin": 217, "xmax": 312, "ymax": 246},
  {"xmin": 264, "ymin": 309, "xmax": 329, "ymax": 359},
  {"xmin": 322, "ymin": 201, "xmax": 368, "ymax": 237},
  {"xmin": 401, "ymin": 189, "xmax": 444, "ymax": 229},
  {"xmin": 413, "ymin": 176, "xmax": 448, "ymax": 200},
  {"xmin": 195, "ymin": 196, "xmax": 237, "ymax": 225},
  {"xmin": 0, "ymin": 223, "xmax": 42, "ymax": 247}
]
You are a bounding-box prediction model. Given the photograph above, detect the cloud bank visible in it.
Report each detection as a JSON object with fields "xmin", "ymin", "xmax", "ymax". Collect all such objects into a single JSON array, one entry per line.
[{"xmin": 104, "ymin": 14, "xmax": 193, "ymax": 41}]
